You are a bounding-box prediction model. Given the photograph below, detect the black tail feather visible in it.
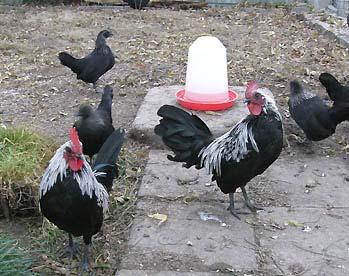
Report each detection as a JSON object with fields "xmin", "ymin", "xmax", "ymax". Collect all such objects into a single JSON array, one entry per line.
[
  {"xmin": 320, "ymin": 73, "xmax": 349, "ymax": 122},
  {"xmin": 93, "ymin": 128, "xmax": 125, "ymax": 192},
  {"xmin": 154, "ymin": 105, "xmax": 213, "ymax": 168},
  {"xmin": 319, "ymin": 73, "xmax": 342, "ymax": 102},
  {"xmin": 58, "ymin": 52, "xmax": 81, "ymax": 75},
  {"xmin": 97, "ymin": 85, "xmax": 113, "ymax": 123},
  {"xmin": 289, "ymin": 80, "xmax": 303, "ymax": 95}
]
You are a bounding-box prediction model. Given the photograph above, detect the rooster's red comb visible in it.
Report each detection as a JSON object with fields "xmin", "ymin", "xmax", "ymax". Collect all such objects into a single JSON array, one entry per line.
[
  {"xmin": 69, "ymin": 127, "xmax": 82, "ymax": 154},
  {"xmin": 245, "ymin": 81, "xmax": 259, "ymax": 99}
]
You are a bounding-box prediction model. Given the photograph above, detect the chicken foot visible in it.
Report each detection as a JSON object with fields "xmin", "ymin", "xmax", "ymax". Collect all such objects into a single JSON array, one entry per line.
[
  {"xmin": 241, "ymin": 186, "xmax": 263, "ymax": 212},
  {"xmin": 227, "ymin": 193, "xmax": 250, "ymax": 220},
  {"xmin": 58, "ymin": 234, "xmax": 80, "ymax": 260}
]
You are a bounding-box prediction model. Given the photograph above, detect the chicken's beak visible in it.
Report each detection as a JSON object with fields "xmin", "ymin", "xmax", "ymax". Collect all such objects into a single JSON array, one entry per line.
[{"xmin": 76, "ymin": 153, "xmax": 83, "ymax": 160}]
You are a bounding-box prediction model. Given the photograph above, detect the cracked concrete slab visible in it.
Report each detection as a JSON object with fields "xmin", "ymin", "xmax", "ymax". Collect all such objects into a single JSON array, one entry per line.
[
  {"xmin": 129, "ymin": 85, "xmax": 249, "ymax": 148},
  {"xmin": 138, "ymin": 150, "xmax": 229, "ymax": 203},
  {"xmin": 257, "ymin": 207, "xmax": 349, "ymax": 276},
  {"xmin": 120, "ymin": 199, "xmax": 257, "ymax": 273},
  {"xmin": 251, "ymin": 154, "xmax": 349, "ymax": 208}
]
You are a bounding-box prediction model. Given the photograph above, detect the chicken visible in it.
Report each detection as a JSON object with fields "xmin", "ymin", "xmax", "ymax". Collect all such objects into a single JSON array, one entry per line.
[
  {"xmin": 73, "ymin": 85, "xmax": 115, "ymax": 161},
  {"xmin": 154, "ymin": 82, "xmax": 283, "ymax": 219},
  {"xmin": 288, "ymin": 80, "xmax": 338, "ymax": 141},
  {"xmin": 39, "ymin": 127, "xmax": 125, "ymax": 270},
  {"xmin": 319, "ymin": 72, "xmax": 349, "ymax": 123},
  {"xmin": 58, "ymin": 30, "xmax": 115, "ymax": 90}
]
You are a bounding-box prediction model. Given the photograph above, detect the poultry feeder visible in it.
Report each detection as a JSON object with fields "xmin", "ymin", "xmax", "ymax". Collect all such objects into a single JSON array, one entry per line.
[{"xmin": 176, "ymin": 36, "xmax": 238, "ymax": 111}]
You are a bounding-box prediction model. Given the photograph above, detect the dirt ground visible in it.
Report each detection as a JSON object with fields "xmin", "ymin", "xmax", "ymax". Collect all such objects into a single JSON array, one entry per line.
[{"xmin": 0, "ymin": 3, "xmax": 348, "ymax": 275}]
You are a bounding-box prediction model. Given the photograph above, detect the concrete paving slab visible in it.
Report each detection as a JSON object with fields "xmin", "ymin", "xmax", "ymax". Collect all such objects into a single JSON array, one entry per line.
[
  {"xmin": 139, "ymin": 150, "xmax": 230, "ymax": 203},
  {"xmin": 139, "ymin": 150, "xmax": 349, "ymax": 208},
  {"xmin": 116, "ymin": 270, "xmax": 220, "ymax": 276},
  {"xmin": 252, "ymin": 154, "xmax": 349, "ymax": 208},
  {"xmin": 120, "ymin": 199, "xmax": 257, "ymax": 273},
  {"xmin": 257, "ymin": 207, "xmax": 349, "ymax": 276},
  {"xmin": 130, "ymin": 85, "xmax": 249, "ymax": 148}
]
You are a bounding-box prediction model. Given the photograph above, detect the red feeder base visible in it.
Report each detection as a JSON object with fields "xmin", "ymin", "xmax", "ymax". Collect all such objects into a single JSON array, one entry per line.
[{"xmin": 176, "ymin": 89, "xmax": 238, "ymax": 111}]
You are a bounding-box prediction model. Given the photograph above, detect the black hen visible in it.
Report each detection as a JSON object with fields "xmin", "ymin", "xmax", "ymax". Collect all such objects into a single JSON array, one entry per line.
[
  {"xmin": 74, "ymin": 85, "xmax": 115, "ymax": 161},
  {"xmin": 58, "ymin": 30, "xmax": 115, "ymax": 89},
  {"xmin": 319, "ymin": 72, "xmax": 349, "ymax": 123},
  {"xmin": 288, "ymin": 80, "xmax": 338, "ymax": 141},
  {"xmin": 39, "ymin": 128, "xmax": 125, "ymax": 270},
  {"xmin": 155, "ymin": 82, "xmax": 283, "ymax": 219}
]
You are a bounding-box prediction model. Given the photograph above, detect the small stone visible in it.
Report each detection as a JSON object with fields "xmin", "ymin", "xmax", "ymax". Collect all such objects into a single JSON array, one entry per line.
[
  {"xmin": 302, "ymin": 226, "xmax": 312, "ymax": 232},
  {"xmin": 186, "ymin": 241, "xmax": 193, "ymax": 246}
]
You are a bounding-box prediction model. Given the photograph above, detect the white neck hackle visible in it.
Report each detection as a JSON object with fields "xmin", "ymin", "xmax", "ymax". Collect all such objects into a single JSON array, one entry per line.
[
  {"xmin": 200, "ymin": 87, "xmax": 281, "ymax": 177},
  {"xmin": 39, "ymin": 141, "xmax": 108, "ymax": 211}
]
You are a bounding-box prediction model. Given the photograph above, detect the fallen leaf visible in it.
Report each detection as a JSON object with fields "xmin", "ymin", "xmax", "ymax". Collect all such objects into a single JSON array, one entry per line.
[
  {"xmin": 204, "ymin": 111, "xmax": 222, "ymax": 116},
  {"xmin": 148, "ymin": 213, "xmax": 168, "ymax": 225},
  {"xmin": 285, "ymin": 220, "xmax": 303, "ymax": 227}
]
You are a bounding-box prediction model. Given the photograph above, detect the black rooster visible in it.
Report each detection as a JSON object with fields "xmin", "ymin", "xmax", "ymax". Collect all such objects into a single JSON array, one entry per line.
[
  {"xmin": 319, "ymin": 72, "xmax": 349, "ymax": 123},
  {"xmin": 288, "ymin": 80, "xmax": 339, "ymax": 141},
  {"xmin": 155, "ymin": 82, "xmax": 283, "ymax": 219},
  {"xmin": 58, "ymin": 30, "xmax": 115, "ymax": 90},
  {"xmin": 74, "ymin": 85, "xmax": 115, "ymax": 161},
  {"xmin": 39, "ymin": 128, "xmax": 125, "ymax": 270}
]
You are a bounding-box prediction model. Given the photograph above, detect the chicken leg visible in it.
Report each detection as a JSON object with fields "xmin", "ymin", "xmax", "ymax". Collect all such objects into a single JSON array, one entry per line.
[
  {"xmin": 79, "ymin": 235, "xmax": 92, "ymax": 272},
  {"xmin": 227, "ymin": 193, "xmax": 249, "ymax": 220},
  {"xmin": 93, "ymin": 81, "xmax": 103, "ymax": 93},
  {"xmin": 241, "ymin": 186, "xmax": 263, "ymax": 212},
  {"xmin": 58, "ymin": 234, "xmax": 80, "ymax": 259},
  {"xmin": 80, "ymin": 243, "xmax": 91, "ymax": 272}
]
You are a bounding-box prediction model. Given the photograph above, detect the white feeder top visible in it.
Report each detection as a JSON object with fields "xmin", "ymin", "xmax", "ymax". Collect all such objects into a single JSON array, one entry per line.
[
  {"xmin": 189, "ymin": 36, "xmax": 226, "ymax": 53},
  {"xmin": 185, "ymin": 36, "xmax": 229, "ymax": 103}
]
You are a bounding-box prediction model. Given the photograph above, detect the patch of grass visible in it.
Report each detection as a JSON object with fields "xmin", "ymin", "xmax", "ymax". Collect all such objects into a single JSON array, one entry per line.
[
  {"xmin": 0, "ymin": 126, "xmax": 55, "ymax": 185},
  {"xmin": 0, "ymin": 233, "xmax": 33, "ymax": 276},
  {"xmin": 0, "ymin": 126, "xmax": 57, "ymax": 217}
]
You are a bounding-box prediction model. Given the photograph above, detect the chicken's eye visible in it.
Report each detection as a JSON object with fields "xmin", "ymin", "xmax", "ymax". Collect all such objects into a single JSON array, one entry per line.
[{"xmin": 65, "ymin": 147, "xmax": 72, "ymax": 154}]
